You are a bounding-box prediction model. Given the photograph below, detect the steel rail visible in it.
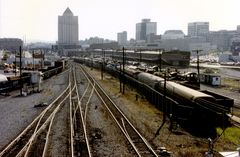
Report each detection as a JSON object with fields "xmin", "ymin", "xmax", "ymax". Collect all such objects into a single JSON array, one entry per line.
[
  {"xmin": 80, "ymin": 65, "xmax": 158, "ymax": 157},
  {"xmin": 19, "ymin": 92, "xmax": 70, "ymax": 157},
  {"xmin": 72, "ymin": 64, "xmax": 91, "ymax": 121},
  {"xmin": 70, "ymin": 67, "xmax": 75, "ymax": 157},
  {"xmin": 83, "ymin": 82, "xmax": 95, "ymax": 123},
  {"xmin": 79, "ymin": 65, "xmax": 142, "ymax": 156},
  {"xmin": 15, "ymin": 92, "xmax": 70, "ymax": 157},
  {"xmin": 22, "ymin": 69, "xmax": 71, "ymax": 157},
  {"xmin": 73, "ymin": 64, "xmax": 92, "ymax": 157},
  {"xmin": 0, "ymin": 77, "xmax": 71, "ymax": 157},
  {"xmin": 41, "ymin": 94, "xmax": 70, "ymax": 157},
  {"xmin": 72, "ymin": 80, "xmax": 90, "ymax": 124}
]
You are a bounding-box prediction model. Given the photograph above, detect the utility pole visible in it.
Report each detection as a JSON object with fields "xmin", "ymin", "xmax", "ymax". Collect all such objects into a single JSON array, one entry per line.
[
  {"xmin": 139, "ymin": 49, "xmax": 142, "ymax": 63},
  {"xmin": 119, "ymin": 62, "xmax": 122, "ymax": 93},
  {"xmin": 14, "ymin": 51, "xmax": 16, "ymax": 76},
  {"xmin": 159, "ymin": 50, "xmax": 163, "ymax": 72},
  {"xmin": 40, "ymin": 50, "xmax": 43, "ymax": 69},
  {"xmin": 19, "ymin": 46, "xmax": 23, "ymax": 96},
  {"xmin": 103, "ymin": 50, "xmax": 105, "ymax": 72},
  {"xmin": 192, "ymin": 49, "xmax": 202, "ymax": 88},
  {"xmin": 91, "ymin": 52, "xmax": 93, "ymax": 70},
  {"xmin": 101, "ymin": 49, "xmax": 104, "ymax": 80},
  {"xmin": 122, "ymin": 47, "xmax": 125, "ymax": 94},
  {"xmin": 154, "ymin": 71, "xmax": 167, "ymax": 137},
  {"xmin": 32, "ymin": 50, "xmax": 34, "ymax": 71},
  {"xmin": 197, "ymin": 50, "xmax": 200, "ymax": 86},
  {"xmin": 163, "ymin": 71, "xmax": 167, "ymax": 122}
]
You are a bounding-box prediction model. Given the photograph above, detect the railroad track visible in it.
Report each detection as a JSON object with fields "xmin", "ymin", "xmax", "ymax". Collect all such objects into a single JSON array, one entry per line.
[
  {"xmin": 0, "ymin": 70, "xmax": 71, "ymax": 157},
  {"xmin": 0, "ymin": 63, "xmax": 159, "ymax": 157},
  {"xmin": 79, "ymin": 64, "xmax": 158, "ymax": 157},
  {"xmin": 226, "ymin": 114, "xmax": 240, "ymax": 128},
  {"xmin": 70, "ymin": 65, "xmax": 92, "ymax": 157}
]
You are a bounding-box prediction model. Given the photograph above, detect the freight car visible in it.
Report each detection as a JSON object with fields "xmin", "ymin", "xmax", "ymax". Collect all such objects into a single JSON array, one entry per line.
[
  {"xmin": 137, "ymin": 72, "xmax": 164, "ymax": 89},
  {"xmin": 40, "ymin": 60, "xmax": 66, "ymax": 79},
  {"xmin": 135, "ymin": 71, "xmax": 234, "ymax": 135},
  {"xmin": 0, "ymin": 74, "xmax": 31, "ymax": 95},
  {"xmin": 137, "ymin": 71, "xmax": 232, "ymax": 114},
  {"xmin": 137, "ymin": 72, "xmax": 213, "ymax": 114},
  {"xmin": 41, "ymin": 66, "xmax": 63, "ymax": 79},
  {"xmin": 0, "ymin": 74, "xmax": 9, "ymax": 95}
]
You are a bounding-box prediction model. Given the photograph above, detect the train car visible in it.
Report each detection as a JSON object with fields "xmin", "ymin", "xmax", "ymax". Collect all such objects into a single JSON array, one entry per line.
[
  {"xmin": 0, "ymin": 74, "xmax": 8, "ymax": 82},
  {"xmin": 137, "ymin": 72, "xmax": 214, "ymax": 106},
  {"xmin": 55, "ymin": 60, "xmax": 65, "ymax": 69},
  {"xmin": 137, "ymin": 72, "xmax": 164, "ymax": 89},
  {"xmin": 164, "ymin": 81, "xmax": 215, "ymax": 103},
  {"xmin": 41, "ymin": 66, "xmax": 62, "ymax": 80},
  {"xmin": 0, "ymin": 74, "xmax": 31, "ymax": 95},
  {"xmin": 136, "ymin": 71, "xmax": 232, "ymax": 114},
  {"xmin": 39, "ymin": 60, "xmax": 66, "ymax": 80},
  {"xmin": 124, "ymin": 66, "xmax": 140, "ymax": 79},
  {"xmin": 0, "ymin": 74, "xmax": 9, "ymax": 94}
]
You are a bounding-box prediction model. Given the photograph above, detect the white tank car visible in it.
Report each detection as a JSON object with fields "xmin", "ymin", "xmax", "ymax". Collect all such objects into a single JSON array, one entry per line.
[
  {"xmin": 137, "ymin": 72, "xmax": 164, "ymax": 89},
  {"xmin": 137, "ymin": 72, "xmax": 215, "ymax": 103},
  {"xmin": 165, "ymin": 81, "xmax": 215, "ymax": 102}
]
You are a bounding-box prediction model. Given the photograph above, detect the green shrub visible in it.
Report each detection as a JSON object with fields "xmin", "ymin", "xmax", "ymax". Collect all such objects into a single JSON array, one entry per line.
[{"xmin": 216, "ymin": 127, "xmax": 240, "ymax": 145}]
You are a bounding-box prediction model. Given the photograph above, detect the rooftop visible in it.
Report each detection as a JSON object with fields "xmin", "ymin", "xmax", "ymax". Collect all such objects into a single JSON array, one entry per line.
[{"xmin": 63, "ymin": 7, "xmax": 73, "ymax": 16}]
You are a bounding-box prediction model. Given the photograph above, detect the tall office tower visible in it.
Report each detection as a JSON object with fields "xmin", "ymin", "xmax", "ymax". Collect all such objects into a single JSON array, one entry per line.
[
  {"xmin": 58, "ymin": 7, "xmax": 78, "ymax": 45},
  {"xmin": 188, "ymin": 22, "xmax": 209, "ymax": 37},
  {"xmin": 136, "ymin": 19, "xmax": 157, "ymax": 41},
  {"xmin": 117, "ymin": 31, "xmax": 127, "ymax": 46},
  {"xmin": 237, "ymin": 25, "xmax": 240, "ymax": 33}
]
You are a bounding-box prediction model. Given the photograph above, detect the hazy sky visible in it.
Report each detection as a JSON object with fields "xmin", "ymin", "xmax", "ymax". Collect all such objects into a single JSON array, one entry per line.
[{"xmin": 0, "ymin": 0, "xmax": 239, "ymax": 42}]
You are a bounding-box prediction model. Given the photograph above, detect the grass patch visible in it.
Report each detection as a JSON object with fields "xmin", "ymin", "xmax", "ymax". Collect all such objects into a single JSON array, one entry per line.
[
  {"xmin": 216, "ymin": 127, "xmax": 240, "ymax": 145},
  {"xmin": 221, "ymin": 78, "xmax": 240, "ymax": 91}
]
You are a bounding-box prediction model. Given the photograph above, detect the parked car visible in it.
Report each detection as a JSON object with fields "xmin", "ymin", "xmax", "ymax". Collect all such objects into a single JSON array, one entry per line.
[
  {"xmin": 12, "ymin": 68, "xmax": 19, "ymax": 73},
  {"xmin": 4, "ymin": 68, "xmax": 11, "ymax": 73}
]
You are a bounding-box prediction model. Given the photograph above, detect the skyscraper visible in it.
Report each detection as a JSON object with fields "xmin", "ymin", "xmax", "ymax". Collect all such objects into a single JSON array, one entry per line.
[
  {"xmin": 136, "ymin": 19, "xmax": 157, "ymax": 41},
  {"xmin": 117, "ymin": 31, "xmax": 127, "ymax": 46},
  {"xmin": 58, "ymin": 7, "xmax": 78, "ymax": 45},
  {"xmin": 188, "ymin": 22, "xmax": 209, "ymax": 37}
]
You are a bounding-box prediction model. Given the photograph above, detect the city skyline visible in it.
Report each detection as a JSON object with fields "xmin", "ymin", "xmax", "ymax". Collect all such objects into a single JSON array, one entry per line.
[{"xmin": 0, "ymin": 0, "xmax": 239, "ymax": 42}]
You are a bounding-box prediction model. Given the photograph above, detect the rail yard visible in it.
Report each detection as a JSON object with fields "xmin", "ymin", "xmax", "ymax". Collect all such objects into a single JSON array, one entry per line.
[{"xmin": 0, "ymin": 58, "xmax": 240, "ymax": 156}]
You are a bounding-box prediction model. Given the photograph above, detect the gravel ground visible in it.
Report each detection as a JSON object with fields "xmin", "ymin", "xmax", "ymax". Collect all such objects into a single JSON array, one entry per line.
[
  {"xmin": 87, "ymin": 92, "xmax": 135, "ymax": 157},
  {"xmin": 75, "ymin": 65, "xmax": 135, "ymax": 156},
  {"xmin": 47, "ymin": 101, "xmax": 71, "ymax": 156},
  {"xmin": 0, "ymin": 70, "xmax": 69, "ymax": 150}
]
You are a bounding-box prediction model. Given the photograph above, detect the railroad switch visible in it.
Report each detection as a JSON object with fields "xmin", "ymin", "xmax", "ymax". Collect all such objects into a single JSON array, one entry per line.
[{"xmin": 75, "ymin": 135, "xmax": 85, "ymax": 143}]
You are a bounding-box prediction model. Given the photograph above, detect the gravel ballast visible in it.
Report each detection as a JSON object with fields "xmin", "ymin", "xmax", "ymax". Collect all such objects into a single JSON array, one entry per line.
[{"xmin": 0, "ymin": 71, "xmax": 69, "ymax": 150}]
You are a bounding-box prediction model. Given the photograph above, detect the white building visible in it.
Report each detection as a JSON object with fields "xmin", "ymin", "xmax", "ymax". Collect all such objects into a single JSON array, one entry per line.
[
  {"xmin": 58, "ymin": 7, "xmax": 78, "ymax": 45},
  {"xmin": 6, "ymin": 51, "xmax": 43, "ymax": 68},
  {"xmin": 117, "ymin": 31, "xmax": 127, "ymax": 46},
  {"xmin": 237, "ymin": 25, "xmax": 240, "ymax": 33},
  {"xmin": 162, "ymin": 30, "xmax": 185, "ymax": 40},
  {"xmin": 136, "ymin": 19, "xmax": 157, "ymax": 41},
  {"xmin": 188, "ymin": 22, "xmax": 209, "ymax": 37}
]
